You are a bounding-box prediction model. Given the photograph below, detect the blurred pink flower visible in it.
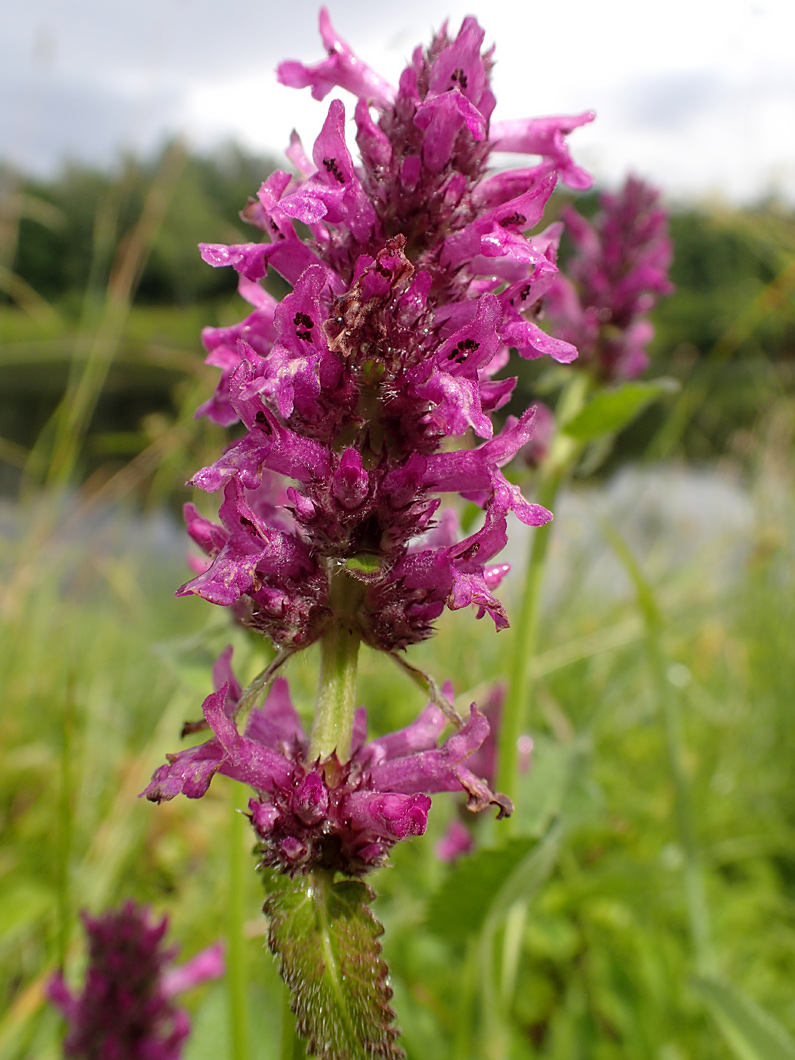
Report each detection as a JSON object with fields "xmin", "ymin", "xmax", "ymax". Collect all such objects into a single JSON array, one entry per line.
[{"xmin": 47, "ymin": 902, "xmax": 223, "ymax": 1060}]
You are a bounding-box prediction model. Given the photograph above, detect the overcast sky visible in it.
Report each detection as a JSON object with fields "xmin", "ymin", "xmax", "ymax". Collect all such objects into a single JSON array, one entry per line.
[{"xmin": 3, "ymin": 0, "xmax": 794, "ymax": 204}]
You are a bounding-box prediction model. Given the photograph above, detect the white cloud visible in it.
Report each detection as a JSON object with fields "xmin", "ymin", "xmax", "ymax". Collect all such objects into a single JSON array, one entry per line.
[{"xmin": 3, "ymin": 0, "xmax": 795, "ymax": 203}]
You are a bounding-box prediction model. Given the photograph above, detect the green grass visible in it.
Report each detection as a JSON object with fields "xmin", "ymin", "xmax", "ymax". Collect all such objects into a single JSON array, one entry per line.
[{"xmin": 2, "ymin": 426, "xmax": 794, "ymax": 1058}]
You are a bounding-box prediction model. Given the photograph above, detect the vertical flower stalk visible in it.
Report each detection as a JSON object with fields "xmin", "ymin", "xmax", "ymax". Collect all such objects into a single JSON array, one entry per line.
[
  {"xmin": 310, "ymin": 572, "xmax": 362, "ymax": 762},
  {"xmin": 497, "ymin": 176, "xmax": 674, "ymax": 805},
  {"xmin": 150, "ymin": 7, "xmax": 596, "ymax": 856},
  {"xmin": 144, "ymin": 10, "xmax": 595, "ymax": 1057}
]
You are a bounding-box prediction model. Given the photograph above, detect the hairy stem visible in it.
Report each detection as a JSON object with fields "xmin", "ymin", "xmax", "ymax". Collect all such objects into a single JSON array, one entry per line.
[{"xmin": 309, "ymin": 572, "xmax": 362, "ymax": 762}]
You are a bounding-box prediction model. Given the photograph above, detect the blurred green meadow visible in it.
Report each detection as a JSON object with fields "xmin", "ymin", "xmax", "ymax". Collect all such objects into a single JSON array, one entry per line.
[{"xmin": 1, "ymin": 145, "xmax": 794, "ymax": 1059}]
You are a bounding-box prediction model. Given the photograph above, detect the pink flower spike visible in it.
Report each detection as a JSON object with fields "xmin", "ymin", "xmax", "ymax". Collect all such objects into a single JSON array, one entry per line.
[
  {"xmin": 178, "ymin": 16, "xmax": 594, "ymax": 657},
  {"xmin": 546, "ymin": 176, "xmax": 674, "ymax": 380}
]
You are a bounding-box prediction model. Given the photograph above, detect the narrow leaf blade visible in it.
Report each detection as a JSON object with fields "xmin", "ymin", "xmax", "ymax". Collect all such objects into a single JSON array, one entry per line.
[
  {"xmin": 563, "ymin": 378, "xmax": 679, "ymax": 441},
  {"xmin": 692, "ymin": 976, "xmax": 795, "ymax": 1060}
]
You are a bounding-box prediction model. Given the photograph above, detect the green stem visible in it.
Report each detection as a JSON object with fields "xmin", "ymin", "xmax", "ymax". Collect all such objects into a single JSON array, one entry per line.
[
  {"xmin": 452, "ymin": 937, "xmax": 478, "ymax": 1060},
  {"xmin": 227, "ymin": 784, "xmax": 251, "ymax": 1060},
  {"xmin": 500, "ymin": 900, "xmax": 528, "ymax": 1010},
  {"xmin": 309, "ymin": 573, "xmax": 362, "ymax": 762},
  {"xmin": 480, "ymin": 915, "xmax": 509, "ymax": 1060},
  {"xmin": 56, "ymin": 677, "xmax": 75, "ymax": 968},
  {"xmin": 496, "ymin": 371, "xmax": 591, "ymax": 808},
  {"xmin": 496, "ymin": 468, "xmax": 560, "ymax": 806},
  {"xmin": 654, "ymin": 625, "xmax": 716, "ymax": 974}
]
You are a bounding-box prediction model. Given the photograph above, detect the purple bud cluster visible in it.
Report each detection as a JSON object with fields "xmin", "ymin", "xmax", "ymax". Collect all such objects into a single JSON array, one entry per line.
[
  {"xmin": 145, "ymin": 649, "xmax": 510, "ymax": 876},
  {"xmin": 47, "ymin": 902, "xmax": 223, "ymax": 1060},
  {"xmin": 546, "ymin": 176, "xmax": 674, "ymax": 381},
  {"xmin": 183, "ymin": 9, "xmax": 593, "ymax": 653}
]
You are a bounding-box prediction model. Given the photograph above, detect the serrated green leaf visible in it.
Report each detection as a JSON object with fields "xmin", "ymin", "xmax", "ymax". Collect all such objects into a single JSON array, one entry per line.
[
  {"xmin": 266, "ymin": 872, "xmax": 403, "ymax": 1060},
  {"xmin": 562, "ymin": 378, "xmax": 679, "ymax": 441},
  {"xmin": 692, "ymin": 976, "xmax": 795, "ymax": 1060},
  {"xmin": 427, "ymin": 825, "xmax": 561, "ymax": 942}
]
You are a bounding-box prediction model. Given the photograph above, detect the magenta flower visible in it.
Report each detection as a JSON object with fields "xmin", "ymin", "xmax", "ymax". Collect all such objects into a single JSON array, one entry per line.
[
  {"xmin": 436, "ymin": 818, "xmax": 475, "ymax": 862},
  {"xmin": 518, "ymin": 400, "xmax": 555, "ymax": 468},
  {"xmin": 546, "ymin": 176, "xmax": 674, "ymax": 381},
  {"xmin": 433, "ymin": 683, "xmax": 532, "ymax": 862},
  {"xmin": 181, "ymin": 10, "xmax": 593, "ymax": 654},
  {"xmin": 144, "ymin": 649, "xmax": 509, "ymax": 876},
  {"xmin": 47, "ymin": 902, "xmax": 224, "ymax": 1060}
]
